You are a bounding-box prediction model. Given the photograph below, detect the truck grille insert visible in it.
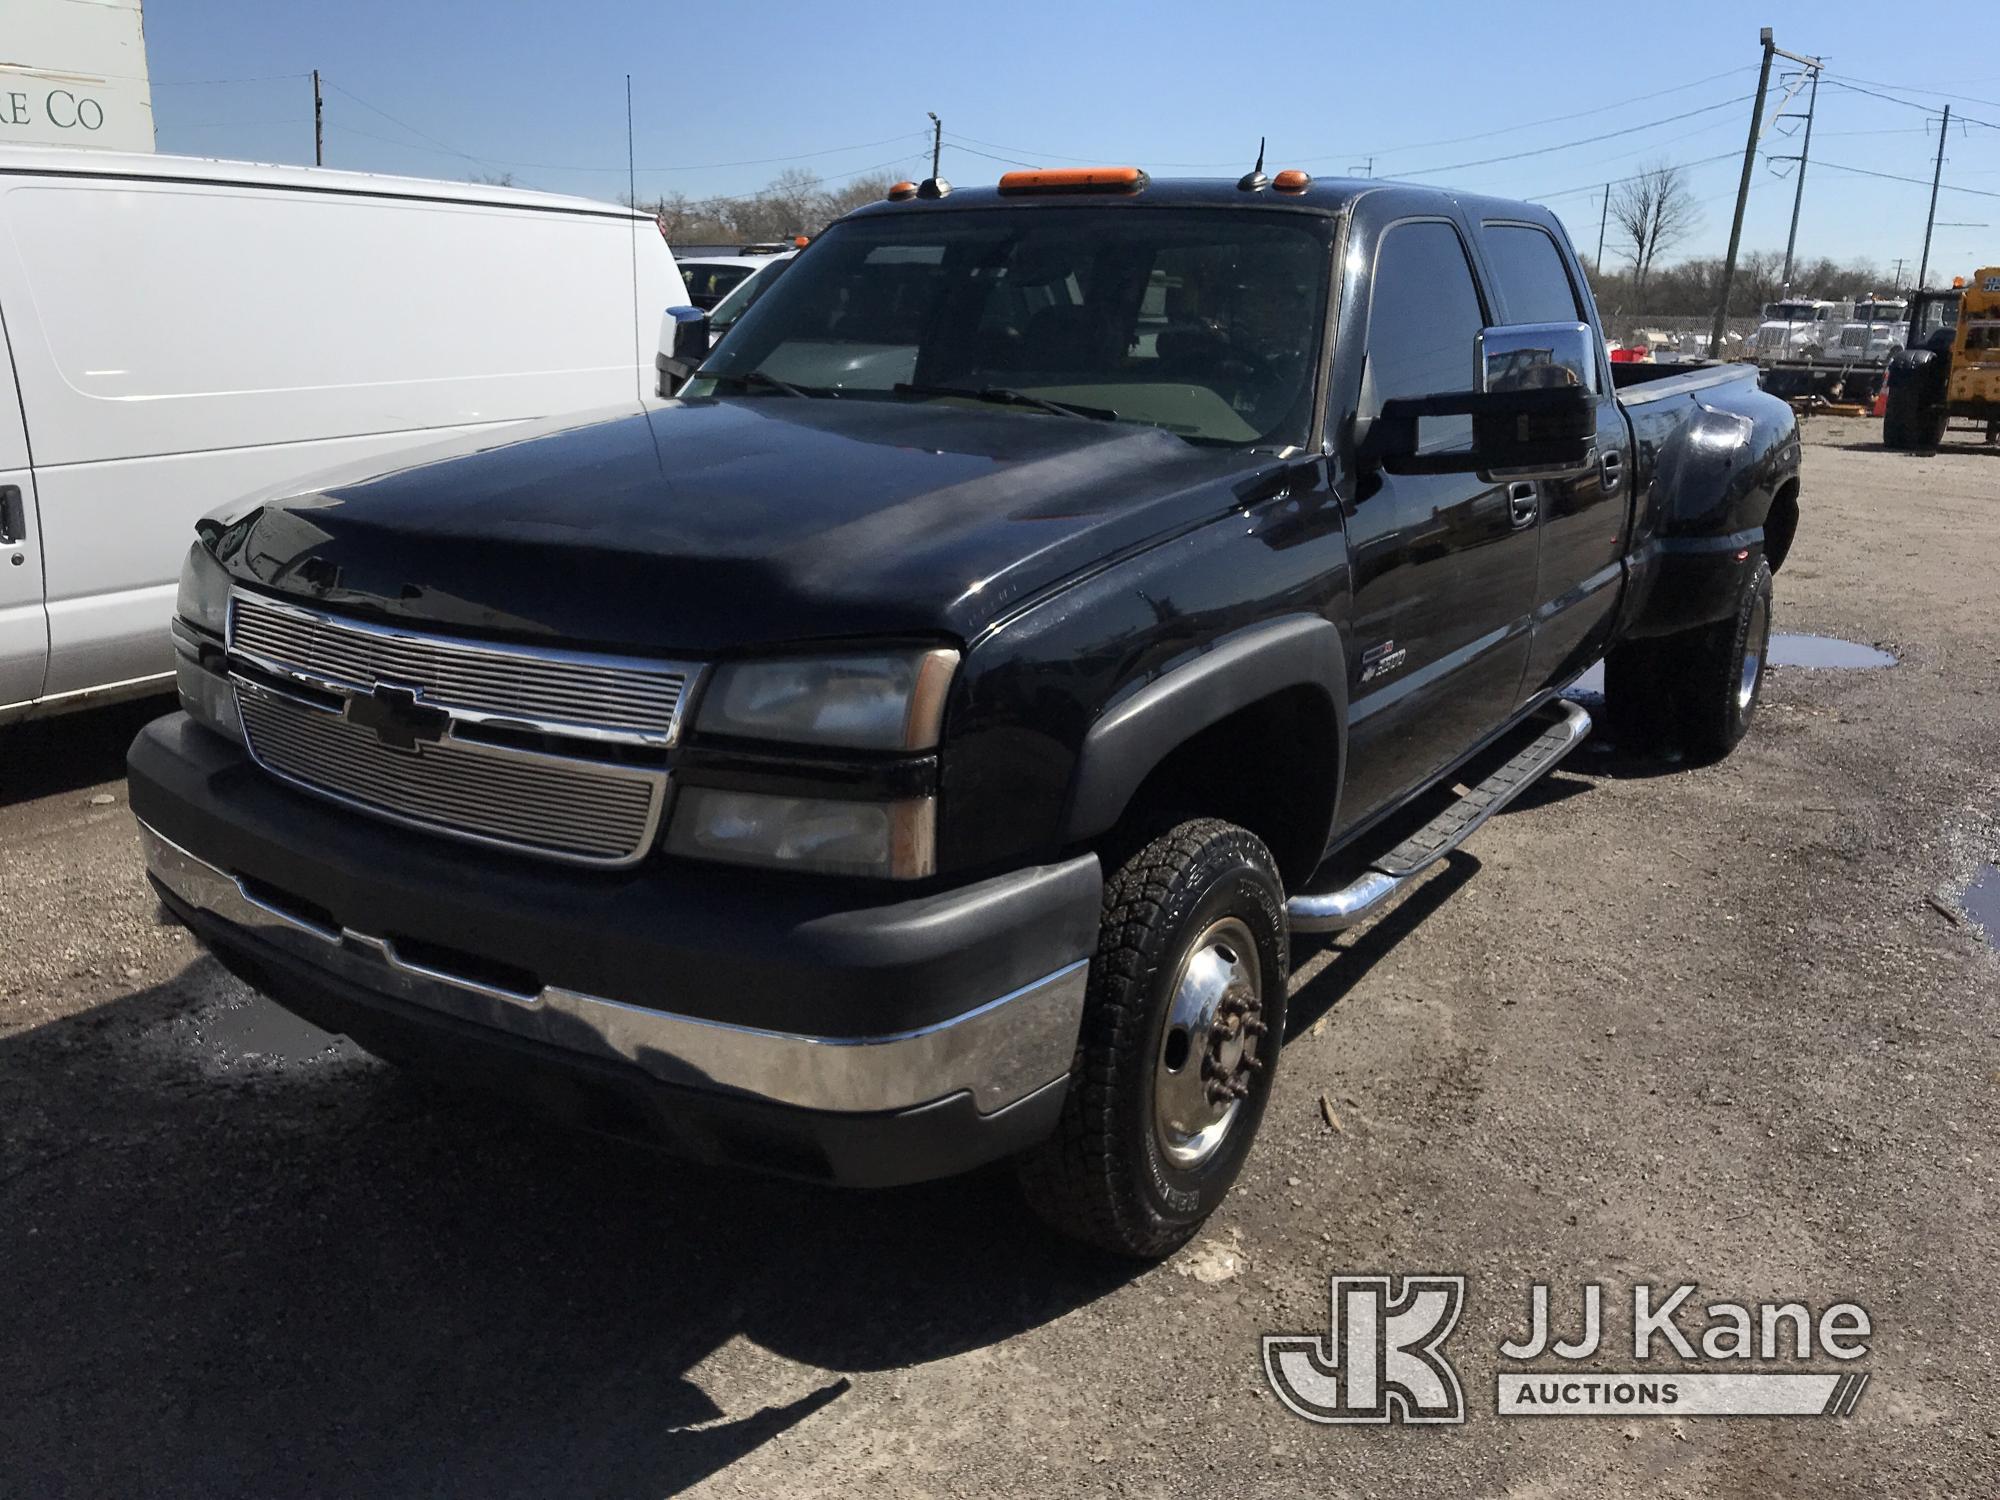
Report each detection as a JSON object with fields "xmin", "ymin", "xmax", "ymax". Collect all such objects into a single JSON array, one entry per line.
[
  {"xmin": 229, "ymin": 593, "xmax": 688, "ymax": 738},
  {"xmin": 227, "ymin": 593, "xmax": 695, "ymax": 867}
]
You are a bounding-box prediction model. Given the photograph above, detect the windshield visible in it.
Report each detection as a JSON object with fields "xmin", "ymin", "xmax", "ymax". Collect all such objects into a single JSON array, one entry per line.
[
  {"xmin": 1765, "ymin": 302, "xmax": 1827, "ymax": 322},
  {"xmin": 686, "ymin": 207, "xmax": 1334, "ymax": 450},
  {"xmin": 680, "ymin": 261, "xmax": 757, "ymax": 311},
  {"xmin": 1850, "ymin": 303, "xmax": 1904, "ymax": 322},
  {"xmin": 707, "ymin": 258, "xmax": 787, "ymax": 332}
]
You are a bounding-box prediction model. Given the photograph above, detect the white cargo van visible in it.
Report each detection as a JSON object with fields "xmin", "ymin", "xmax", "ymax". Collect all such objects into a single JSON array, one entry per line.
[{"xmin": 0, "ymin": 145, "xmax": 689, "ymax": 723}]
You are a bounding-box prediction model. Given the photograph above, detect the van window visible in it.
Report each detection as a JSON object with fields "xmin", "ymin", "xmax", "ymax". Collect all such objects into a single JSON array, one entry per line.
[
  {"xmin": 1478, "ymin": 223, "xmax": 1584, "ymax": 325},
  {"xmin": 1362, "ymin": 220, "xmax": 1487, "ymax": 452}
]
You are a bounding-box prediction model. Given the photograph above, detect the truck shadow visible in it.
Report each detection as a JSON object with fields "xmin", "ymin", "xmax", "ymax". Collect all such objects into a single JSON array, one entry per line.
[
  {"xmin": 1284, "ymin": 852, "xmax": 1479, "ymax": 1042},
  {"xmin": 0, "ymin": 694, "xmax": 173, "ymax": 809},
  {"xmin": 0, "ymin": 961, "xmax": 1131, "ymax": 1499}
]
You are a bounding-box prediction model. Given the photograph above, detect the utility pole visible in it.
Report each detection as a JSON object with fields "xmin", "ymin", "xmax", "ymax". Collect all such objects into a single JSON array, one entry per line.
[
  {"xmin": 312, "ymin": 68, "xmax": 323, "ymax": 166},
  {"xmin": 1778, "ymin": 64, "xmax": 1821, "ymax": 295},
  {"xmin": 927, "ymin": 111, "xmax": 941, "ymax": 180},
  {"xmin": 1711, "ymin": 28, "xmax": 1779, "ymax": 357},
  {"xmin": 1891, "ymin": 256, "xmax": 1906, "ymax": 290},
  {"xmin": 1917, "ymin": 105, "xmax": 1950, "ymax": 290},
  {"xmin": 1596, "ymin": 183, "xmax": 1610, "ymax": 270}
]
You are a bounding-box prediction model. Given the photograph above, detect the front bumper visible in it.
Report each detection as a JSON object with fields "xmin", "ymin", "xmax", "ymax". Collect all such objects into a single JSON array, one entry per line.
[{"xmin": 131, "ymin": 713, "xmax": 1101, "ymax": 1185}]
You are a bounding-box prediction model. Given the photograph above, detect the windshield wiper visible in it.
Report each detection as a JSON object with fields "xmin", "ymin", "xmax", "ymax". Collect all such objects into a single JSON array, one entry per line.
[
  {"xmin": 892, "ymin": 383, "xmax": 1117, "ymax": 422},
  {"xmin": 707, "ymin": 369, "xmax": 835, "ymax": 399}
]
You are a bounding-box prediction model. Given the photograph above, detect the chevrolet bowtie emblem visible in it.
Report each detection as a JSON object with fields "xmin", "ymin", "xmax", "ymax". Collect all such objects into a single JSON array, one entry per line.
[{"xmin": 345, "ymin": 683, "xmax": 449, "ymax": 751}]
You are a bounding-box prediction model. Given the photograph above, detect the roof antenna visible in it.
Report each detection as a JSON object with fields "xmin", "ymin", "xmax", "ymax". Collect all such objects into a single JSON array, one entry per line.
[{"xmin": 1238, "ymin": 137, "xmax": 1268, "ymax": 192}]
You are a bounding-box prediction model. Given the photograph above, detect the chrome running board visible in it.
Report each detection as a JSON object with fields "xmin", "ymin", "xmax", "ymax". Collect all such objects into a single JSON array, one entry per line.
[{"xmin": 1286, "ymin": 699, "xmax": 1593, "ymax": 933}]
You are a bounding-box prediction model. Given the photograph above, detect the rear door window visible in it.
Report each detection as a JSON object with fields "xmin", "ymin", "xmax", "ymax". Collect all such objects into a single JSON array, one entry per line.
[{"xmin": 1478, "ymin": 223, "xmax": 1584, "ymax": 325}]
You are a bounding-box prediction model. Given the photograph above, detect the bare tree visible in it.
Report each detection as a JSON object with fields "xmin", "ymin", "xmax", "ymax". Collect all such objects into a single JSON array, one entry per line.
[
  {"xmin": 1609, "ymin": 162, "xmax": 1700, "ymax": 298},
  {"xmin": 630, "ymin": 171, "xmax": 900, "ymax": 247}
]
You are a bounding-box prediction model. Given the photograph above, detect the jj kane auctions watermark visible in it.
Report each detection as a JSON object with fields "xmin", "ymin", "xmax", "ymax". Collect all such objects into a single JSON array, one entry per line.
[{"xmin": 1263, "ymin": 1275, "xmax": 1872, "ymax": 1424}]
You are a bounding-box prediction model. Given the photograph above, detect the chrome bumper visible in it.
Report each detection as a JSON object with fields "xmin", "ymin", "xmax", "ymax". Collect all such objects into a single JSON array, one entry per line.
[{"xmin": 140, "ymin": 822, "xmax": 1087, "ymax": 1116}]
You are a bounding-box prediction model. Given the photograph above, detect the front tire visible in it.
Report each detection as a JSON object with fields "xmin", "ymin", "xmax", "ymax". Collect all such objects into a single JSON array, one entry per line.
[{"xmin": 1017, "ymin": 819, "xmax": 1288, "ymax": 1258}]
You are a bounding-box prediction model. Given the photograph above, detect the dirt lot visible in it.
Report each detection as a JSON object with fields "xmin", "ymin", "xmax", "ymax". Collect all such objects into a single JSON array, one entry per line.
[{"xmin": 2, "ymin": 417, "xmax": 1996, "ymax": 1499}]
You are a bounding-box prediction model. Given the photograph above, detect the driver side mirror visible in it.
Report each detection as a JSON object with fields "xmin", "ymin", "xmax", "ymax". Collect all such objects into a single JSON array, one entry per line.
[
  {"xmin": 656, "ymin": 305, "xmax": 711, "ymax": 395},
  {"xmin": 1360, "ymin": 322, "xmax": 1598, "ymax": 483}
]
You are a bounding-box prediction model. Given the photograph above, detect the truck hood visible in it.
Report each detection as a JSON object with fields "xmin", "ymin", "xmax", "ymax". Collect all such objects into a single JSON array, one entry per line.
[{"xmin": 210, "ymin": 398, "xmax": 1271, "ymax": 655}]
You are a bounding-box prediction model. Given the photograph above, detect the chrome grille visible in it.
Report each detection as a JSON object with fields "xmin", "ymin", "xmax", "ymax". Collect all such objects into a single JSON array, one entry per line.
[
  {"xmin": 226, "ymin": 591, "xmax": 695, "ymax": 867},
  {"xmin": 229, "ymin": 592, "xmax": 688, "ymax": 742}
]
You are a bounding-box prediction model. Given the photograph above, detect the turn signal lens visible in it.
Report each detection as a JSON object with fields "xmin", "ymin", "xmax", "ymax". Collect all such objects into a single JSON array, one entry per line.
[{"xmin": 997, "ymin": 166, "xmax": 1148, "ymax": 195}]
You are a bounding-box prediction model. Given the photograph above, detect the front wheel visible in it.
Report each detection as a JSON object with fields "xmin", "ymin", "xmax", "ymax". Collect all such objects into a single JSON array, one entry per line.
[{"xmin": 1016, "ymin": 819, "xmax": 1288, "ymax": 1258}]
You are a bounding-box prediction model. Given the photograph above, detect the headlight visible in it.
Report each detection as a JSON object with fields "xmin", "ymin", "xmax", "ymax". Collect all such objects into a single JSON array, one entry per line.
[
  {"xmin": 666, "ymin": 787, "xmax": 935, "ymax": 878},
  {"xmin": 176, "ymin": 541, "xmax": 232, "ymax": 638},
  {"xmin": 696, "ymin": 648, "xmax": 959, "ymax": 751},
  {"xmin": 173, "ymin": 542, "xmax": 244, "ymax": 744}
]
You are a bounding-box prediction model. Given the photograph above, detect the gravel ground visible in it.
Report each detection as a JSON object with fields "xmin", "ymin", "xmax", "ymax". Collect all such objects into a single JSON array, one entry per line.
[{"xmin": 2, "ymin": 417, "xmax": 1996, "ymax": 1498}]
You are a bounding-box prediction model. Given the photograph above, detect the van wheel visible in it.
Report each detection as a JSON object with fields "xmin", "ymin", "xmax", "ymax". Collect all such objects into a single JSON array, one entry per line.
[
  {"xmin": 1670, "ymin": 556, "xmax": 1774, "ymax": 761},
  {"xmin": 1017, "ymin": 819, "xmax": 1287, "ymax": 1259}
]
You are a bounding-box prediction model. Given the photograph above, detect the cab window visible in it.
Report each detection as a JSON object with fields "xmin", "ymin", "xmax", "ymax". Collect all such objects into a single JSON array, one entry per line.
[
  {"xmin": 1361, "ymin": 220, "xmax": 1488, "ymax": 453},
  {"xmin": 1478, "ymin": 223, "xmax": 1584, "ymax": 325}
]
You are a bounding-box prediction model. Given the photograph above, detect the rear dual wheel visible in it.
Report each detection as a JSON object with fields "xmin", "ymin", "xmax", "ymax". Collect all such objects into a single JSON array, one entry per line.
[
  {"xmin": 1604, "ymin": 556, "xmax": 1773, "ymax": 762},
  {"xmin": 1017, "ymin": 819, "xmax": 1288, "ymax": 1259}
]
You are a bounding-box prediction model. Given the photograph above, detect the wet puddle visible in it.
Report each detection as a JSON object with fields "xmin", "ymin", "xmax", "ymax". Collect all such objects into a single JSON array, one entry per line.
[
  {"xmin": 1964, "ymin": 864, "xmax": 2000, "ymax": 949},
  {"xmin": 1565, "ymin": 634, "xmax": 1896, "ymax": 699},
  {"xmin": 1768, "ymin": 635, "xmax": 1898, "ymax": 669}
]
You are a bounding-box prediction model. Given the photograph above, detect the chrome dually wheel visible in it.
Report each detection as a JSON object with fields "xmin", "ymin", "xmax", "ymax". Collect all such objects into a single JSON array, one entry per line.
[{"xmin": 1153, "ymin": 917, "xmax": 1266, "ymax": 1169}]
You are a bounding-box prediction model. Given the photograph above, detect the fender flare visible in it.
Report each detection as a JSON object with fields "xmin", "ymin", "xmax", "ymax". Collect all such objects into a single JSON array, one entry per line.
[{"xmin": 1060, "ymin": 614, "xmax": 1347, "ymax": 846}]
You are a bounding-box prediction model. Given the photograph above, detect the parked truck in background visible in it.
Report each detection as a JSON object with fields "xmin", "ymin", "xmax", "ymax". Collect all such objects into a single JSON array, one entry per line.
[
  {"xmin": 1752, "ymin": 297, "xmax": 1844, "ymax": 363},
  {"xmin": 130, "ymin": 167, "xmax": 1802, "ymax": 1257},
  {"xmin": 1884, "ymin": 271, "xmax": 1998, "ymax": 448}
]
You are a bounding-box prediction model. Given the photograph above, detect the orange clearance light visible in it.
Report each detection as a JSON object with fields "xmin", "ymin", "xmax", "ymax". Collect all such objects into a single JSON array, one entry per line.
[
  {"xmin": 886, "ymin": 180, "xmax": 919, "ymax": 201},
  {"xmin": 1953, "ymin": 276, "xmax": 1966, "ymax": 288},
  {"xmin": 1272, "ymin": 168, "xmax": 1311, "ymax": 194},
  {"xmin": 997, "ymin": 166, "xmax": 1148, "ymax": 195},
  {"xmin": 793, "ymin": 234, "xmax": 810, "ymax": 247}
]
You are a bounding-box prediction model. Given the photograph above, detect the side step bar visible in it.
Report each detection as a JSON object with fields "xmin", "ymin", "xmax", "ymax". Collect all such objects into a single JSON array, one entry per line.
[{"xmin": 1286, "ymin": 699, "xmax": 1593, "ymax": 933}]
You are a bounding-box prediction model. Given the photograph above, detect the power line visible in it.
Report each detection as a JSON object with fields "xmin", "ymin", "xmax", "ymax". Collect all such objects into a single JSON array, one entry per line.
[
  {"xmin": 1814, "ymin": 158, "xmax": 2000, "ymax": 200},
  {"xmin": 1821, "ymin": 77, "xmax": 2000, "ymax": 132},
  {"xmin": 1394, "ymin": 95, "xmax": 1755, "ymax": 179},
  {"xmin": 1527, "ymin": 151, "xmax": 1743, "ymax": 202},
  {"xmin": 942, "ymin": 65, "xmax": 1763, "ymax": 175},
  {"xmin": 1345, "ymin": 64, "xmax": 1759, "ymax": 161},
  {"xmin": 1821, "ymin": 70, "xmax": 2000, "ymax": 116}
]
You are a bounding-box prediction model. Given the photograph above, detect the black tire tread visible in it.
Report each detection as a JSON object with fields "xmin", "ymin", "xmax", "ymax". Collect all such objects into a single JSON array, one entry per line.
[
  {"xmin": 1016, "ymin": 818, "xmax": 1284, "ymax": 1259},
  {"xmin": 1669, "ymin": 556, "xmax": 1774, "ymax": 761}
]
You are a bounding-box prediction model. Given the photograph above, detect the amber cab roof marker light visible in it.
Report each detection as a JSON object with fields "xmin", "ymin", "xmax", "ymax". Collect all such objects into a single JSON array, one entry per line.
[
  {"xmin": 996, "ymin": 166, "xmax": 1149, "ymax": 195},
  {"xmin": 886, "ymin": 181, "xmax": 919, "ymax": 201},
  {"xmin": 1272, "ymin": 168, "xmax": 1311, "ymax": 194},
  {"xmin": 1237, "ymin": 136, "xmax": 1269, "ymax": 193}
]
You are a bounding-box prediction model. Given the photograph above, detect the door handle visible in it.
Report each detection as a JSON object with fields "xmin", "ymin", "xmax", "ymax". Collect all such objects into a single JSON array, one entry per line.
[
  {"xmin": 1600, "ymin": 449, "xmax": 1624, "ymax": 492},
  {"xmin": 0, "ymin": 485, "xmax": 22, "ymax": 546},
  {"xmin": 1507, "ymin": 480, "xmax": 1538, "ymax": 528}
]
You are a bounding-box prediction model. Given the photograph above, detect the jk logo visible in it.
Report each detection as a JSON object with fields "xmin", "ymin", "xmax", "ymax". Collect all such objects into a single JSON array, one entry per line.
[{"xmin": 1263, "ymin": 1274, "xmax": 1466, "ymax": 1425}]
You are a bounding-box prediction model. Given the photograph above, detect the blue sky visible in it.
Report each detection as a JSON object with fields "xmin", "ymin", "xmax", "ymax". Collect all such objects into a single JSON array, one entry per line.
[{"xmin": 146, "ymin": 0, "xmax": 1999, "ymax": 281}]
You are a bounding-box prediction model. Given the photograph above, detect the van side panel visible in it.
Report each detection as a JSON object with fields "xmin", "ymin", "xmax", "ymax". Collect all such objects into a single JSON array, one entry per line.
[
  {"xmin": 0, "ymin": 172, "xmax": 684, "ymax": 702},
  {"xmin": 0, "ymin": 295, "xmax": 47, "ymax": 710}
]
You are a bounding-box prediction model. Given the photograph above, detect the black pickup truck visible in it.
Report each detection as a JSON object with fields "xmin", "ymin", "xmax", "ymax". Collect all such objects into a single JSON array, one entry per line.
[{"xmin": 131, "ymin": 168, "xmax": 1801, "ymax": 1257}]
